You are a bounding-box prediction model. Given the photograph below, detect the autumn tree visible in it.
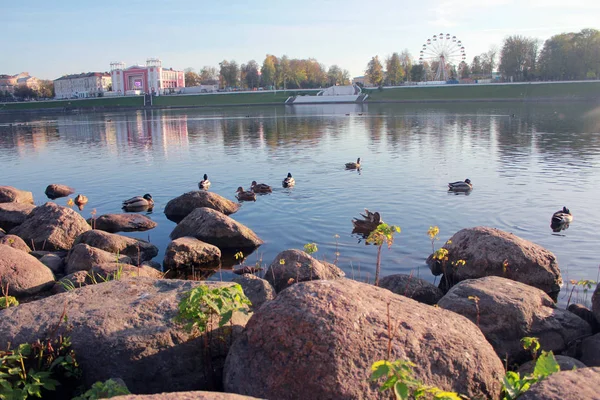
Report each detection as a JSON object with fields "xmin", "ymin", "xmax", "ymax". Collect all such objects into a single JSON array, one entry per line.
[
  {"xmin": 37, "ymin": 80, "xmax": 55, "ymax": 98},
  {"xmin": 199, "ymin": 66, "xmax": 218, "ymax": 84},
  {"xmin": 499, "ymin": 36, "xmax": 539, "ymax": 81},
  {"xmin": 385, "ymin": 52, "xmax": 403, "ymax": 85},
  {"xmin": 261, "ymin": 55, "xmax": 277, "ymax": 89},
  {"xmin": 459, "ymin": 61, "xmax": 470, "ymax": 79},
  {"xmin": 410, "ymin": 64, "xmax": 425, "ymax": 82},
  {"xmin": 184, "ymin": 68, "xmax": 200, "ymax": 86},
  {"xmin": 399, "ymin": 49, "xmax": 412, "ymax": 82},
  {"xmin": 219, "ymin": 60, "xmax": 239, "ymax": 88},
  {"xmin": 241, "ymin": 60, "xmax": 260, "ymax": 89},
  {"xmin": 365, "ymin": 56, "xmax": 384, "ymax": 87}
]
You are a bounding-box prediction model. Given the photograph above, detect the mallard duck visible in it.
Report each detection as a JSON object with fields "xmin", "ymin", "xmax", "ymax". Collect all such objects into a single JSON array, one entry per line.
[
  {"xmin": 122, "ymin": 193, "xmax": 154, "ymax": 211},
  {"xmin": 74, "ymin": 194, "xmax": 88, "ymax": 207},
  {"xmin": 199, "ymin": 174, "xmax": 211, "ymax": 190},
  {"xmin": 448, "ymin": 179, "xmax": 472, "ymax": 191},
  {"xmin": 236, "ymin": 187, "xmax": 256, "ymax": 202},
  {"xmin": 345, "ymin": 157, "xmax": 361, "ymax": 169},
  {"xmin": 551, "ymin": 206, "xmax": 573, "ymax": 232},
  {"xmin": 352, "ymin": 209, "xmax": 383, "ymax": 235},
  {"xmin": 251, "ymin": 180, "xmax": 272, "ymax": 193},
  {"xmin": 282, "ymin": 172, "xmax": 295, "ymax": 187}
]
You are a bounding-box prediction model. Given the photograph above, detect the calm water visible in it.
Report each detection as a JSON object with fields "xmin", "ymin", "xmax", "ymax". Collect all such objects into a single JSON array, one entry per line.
[{"xmin": 1, "ymin": 102, "xmax": 600, "ymax": 300}]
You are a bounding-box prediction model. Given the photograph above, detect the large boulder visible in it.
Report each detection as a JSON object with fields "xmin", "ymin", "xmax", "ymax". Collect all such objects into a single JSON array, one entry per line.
[
  {"xmin": 0, "ymin": 234, "xmax": 31, "ymax": 253},
  {"xmin": 170, "ymin": 207, "xmax": 263, "ymax": 251},
  {"xmin": 66, "ymin": 243, "xmax": 133, "ymax": 275},
  {"xmin": 567, "ymin": 303, "xmax": 600, "ymax": 333},
  {"xmin": 580, "ymin": 333, "xmax": 600, "ymax": 367},
  {"xmin": 427, "ymin": 227, "xmax": 562, "ymax": 298},
  {"xmin": 163, "ymin": 237, "xmax": 221, "ymax": 270},
  {"xmin": 0, "ymin": 278, "xmax": 250, "ymax": 393},
  {"xmin": 517, "ymin": 355, "xmax": 586, "ymax": 376},
  {"xmin": 73, "ymin": 230, "xmax": 158, "ymax": 264},
  {"xmin": 593, "ymin": 283, "xmax": 600, "ymax": 326},
  {"xmin": 39, "ymin": 253, "xmax": 65, "ymax": 274},
  {"xmin": 518, "ymin": 367, "xmax": 600, "ymax": 400},
  {"xmin": 165, "ymin": 191, "xmax": 240, "ymax": 223},
  {"xmin": 0, "ymin": 186, "xmax": 34, "ymax": 204},
  {"xmin": 10, "ymin": 202, "xmax": 91, "ymax": 251},
  {"xmin": 54, "ymin": 263, "xmax": 163, "ymax": 293},
  {"xmin": 379, "ymin": 273, "xmax": 444, "ymax": 305},
  {"xmin": 264, "ymin": 249, "xmax": 345, "ymax": 293},
  {"xmin": 438, "ymin": 276, "xmax": 591, "ymax": 364},
  {"xmin": 0, "ymin": 202, "xmax": 35, "ymax": 231},
  {"xmin": 232, "ymin": 273, "xmax": 275, "ymax": 310},
  {"xmin": 113, "ymin": 392, "xmax": 261, "ymax": 400},
  {"xmin": 0, "ymin": 244, "xmax": 55, "ymax": 296},
  {"xmin": 88, "ymin": 214, "xmax": 157, "ymax": 233},
  {"xmin": 44, "ymin": 184, "xmax": 75, "ymax": 199},
  {"xmin": 223, "ymin": 279, "xmax": 505, "ymax": 399}
]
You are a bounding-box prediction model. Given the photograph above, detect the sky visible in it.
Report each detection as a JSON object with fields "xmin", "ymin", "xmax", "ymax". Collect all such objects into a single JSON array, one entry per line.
[{"xmin": 3, "ymin": 0, "xmax": 600, "ymax": 80}]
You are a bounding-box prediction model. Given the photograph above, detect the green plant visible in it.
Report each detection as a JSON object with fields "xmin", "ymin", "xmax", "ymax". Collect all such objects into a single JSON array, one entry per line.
[
  {"xmin": 366, "ymin": 223, "xmax": 401, "ymax": 286},
  {"xmin": 0, "ymin": 296, "xmax": 18, "ymax": 310},
  {"xmin": 72, "ymin": 379, "xmax": 130, "ymax": 399},
  {"xmin": 566, "ymin": 279, "xmax": 597, "ymax": 307},
  {"xmin": 303, "ymin": 242, "xmax": 318, "ymax": 255}
]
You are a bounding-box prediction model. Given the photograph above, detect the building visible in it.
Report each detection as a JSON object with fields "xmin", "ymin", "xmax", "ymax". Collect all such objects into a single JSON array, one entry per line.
[
  {"xmin": 110, "ymin": 58, "xmax": 185, "ymax": 96},
  {"xmin": 0, "ymin": 72, "xmax": 39, "ymax": 94},
  {"xmin": 352, "ymin": 76, "xmax": 374, "ymax": 87},
  {"xmin": 53, "ymin": 72, "xmax": 112, "ymax": 99}
]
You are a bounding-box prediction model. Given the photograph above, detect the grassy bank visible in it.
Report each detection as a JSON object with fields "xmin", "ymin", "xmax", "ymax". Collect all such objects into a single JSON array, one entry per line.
[
  {"xmin": 0, "ymin": 96, "xmax": 144, "ymax": 111},
  {"xmin": 153, "ymin": 91, "xmax": 305, "ymax": 107},
  {"xmin": 363, "ymin": 81, "xmax": 600, "ymax": 102}
]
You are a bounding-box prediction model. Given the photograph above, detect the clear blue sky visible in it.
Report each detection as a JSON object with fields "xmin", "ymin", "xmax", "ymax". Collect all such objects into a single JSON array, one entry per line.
[{"xmin": 3, "ymin": 0, "xmax": 599, "ymax": 80}]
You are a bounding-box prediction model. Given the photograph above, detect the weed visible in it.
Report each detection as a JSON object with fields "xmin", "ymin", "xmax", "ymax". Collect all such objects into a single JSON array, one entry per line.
[
  {"xmin": 303, "ymin": 243, "xmax": 318, "ymax": 255},
  {"xmin": 566, "ymin": 279, "xmax": 597, "ymax": 307},
  {"xmin": 0, "ymin": 281, "xmax": 19, "ymax": 309},
  {"xmin": 366, "ymin": 223, "xmax": 401, "ymax": 286},
  {"xmin": 468, "ymin": 296, "xmax": 480, "ymax": 328},
  {"xmin": 72, "ymin": 379, "xmax": 130, "ymax": 399},
  {"xmin": 333, "ymin": 234, "xmax": 340, "ymax": 265}
]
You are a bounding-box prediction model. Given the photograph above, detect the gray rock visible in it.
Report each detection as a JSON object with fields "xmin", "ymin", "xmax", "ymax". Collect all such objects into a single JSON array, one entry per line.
[
  {"xmin": 438, "ymin": 276, "xmax": 591, "ymax": 364},
  {"xmin": 39, "ymin": 253, "xmax": 65, "ymax": 273},
  {"xmin": 0, "ymin": 234, "xmax": 31, "ymax": 253},
  {"xmin": 163, "ymin": 237, "xmax": 221, "ymax": 270},
  {"xmin": 0, "ymin": 227, "xmax": 5, "ymax": 238},
  {"xmin": 580, "ymin": 333, "xmax": 600, "ymax": 367},
  {"xmin": 73, "ymin": 230, "xmax": 158, "ymax": 265},
  {"xmin": 427, "ymin": 226, "xmax": 562, "ymax": 298},
  {"xmin": 517, "ymin": 355, "xmax": 586, "ymax": 376},
  {"xmin": 232, "ymin": 273, "xmax": 275, "ymax": 310},
  {"xmin": 66, "ymin": 243, "xmax": 133, "ymax": 275},
  {"xmin": 518, "ymin": 367, "xmax": 600, "ymax": 400},
  {"xmin": 87, "ymin": 213, "xmax": 157, "ymax": 233},
  {"xmin": 0, "ymin": 186, "xmax": 34, "ymax": 204},
  {"xmin": 568, "ymin": 303, "xmax": 600, "ymax": 333},
  {"xmin": 224, "ymin": 278, "xmax": 505, "ymax": 399},
  {"xmin": 593, "ymin": 283, "xmax": 600, "ymax": 328},
  {"xmin": 113, "ymin": 392, "xmax": 262, "ymax": 400},
  {"xmin": 44, "ymin": 184, "xmax": 75, "ymax": 199},
  {"xmin": 10, "ymin": 202, "xmax": 91, "ymax": 251},
  {"xmin": 141, "ymin": 260, "xmax": 162, "ymax": 270},
  {"xmin": 170, "ymin": 207, "xmax": 263, "ymax": 251},
  {"xmin": 264, "ymin": 249, "xmax": 345, "ymax": 293},
  {"xmin": 379, "ymin": 273, "xmax": 444, "ymax": 305},
  {"xmin": 165, "ymin": 191, "xmax": 240, "ymax": 223},
  {"xmin": 0, "ymin": 278, "xmax": 250, "ymax": 393},
  {"xmin": 0, "ymin": 202, "xmax": 35, "ymax": 231},
  {"xmin": 0, "ymin": 244, "xmax": 55, "ymax": 296}
]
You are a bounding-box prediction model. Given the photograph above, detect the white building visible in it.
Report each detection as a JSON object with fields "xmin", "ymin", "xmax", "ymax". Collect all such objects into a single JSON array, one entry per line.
[
  {"xmin": 110, "ymin": 58, "xmax": 185, "ymax": 96},
  {"xmin": 54, "ymin": 72, "xmax": 112, "ymax": 99}
]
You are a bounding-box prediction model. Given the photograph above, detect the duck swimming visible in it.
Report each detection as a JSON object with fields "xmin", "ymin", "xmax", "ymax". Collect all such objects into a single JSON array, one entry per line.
[
  {"xmin": 199, "ymin": 174, "xmax": 211, "ymax": 190},
  {"xmin": 282, "ymin": 172, "xmax": 295, "ymax": 187},
  {"xmin": 448, "ymin": 179, "xmax": 472, "ymax": 191},
  {"xmin": 551, "ymin": 206, "xmax": 573, "ymax": 232},
  {"xmin": 236, "ymin": 187, "xmax": 256, "ymax": 202},
  {"xmin": 122, "ymin": 194, "xmax": 154, "ymax": 211},
  {"xmin": 74, "ymin": 194, "xmax": 88, "ymax": 208},
  {"xmin": 251, "ymin": 181, "xmax": 272, "ymax": 193},
  {"xmin": 345, "ymin": 157, "xmax": 361, "ymax": 169}
]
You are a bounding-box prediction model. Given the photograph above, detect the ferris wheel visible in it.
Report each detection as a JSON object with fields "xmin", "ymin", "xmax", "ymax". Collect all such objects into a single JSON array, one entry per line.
[{"xmin": 419, "ymin": 33, "xmax": 466, "ymax": 81}]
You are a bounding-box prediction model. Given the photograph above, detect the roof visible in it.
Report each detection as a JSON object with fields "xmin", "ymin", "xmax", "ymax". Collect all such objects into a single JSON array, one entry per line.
[{"xmin": 54, "ymin": 72, "xmax": 110, "ymax": 81}]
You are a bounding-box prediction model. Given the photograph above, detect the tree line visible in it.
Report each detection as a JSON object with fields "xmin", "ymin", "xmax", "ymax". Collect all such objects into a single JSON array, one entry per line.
[{"xmin": 1, "ymin": 80, "xmax": 54, "ymax": 101}]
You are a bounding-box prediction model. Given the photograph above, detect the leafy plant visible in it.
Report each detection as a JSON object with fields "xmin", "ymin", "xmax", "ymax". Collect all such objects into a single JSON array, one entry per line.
[
  {"xmin": 566, "ymin": 279, "xmax": 597, "ymax": 307},
  {"xmin": 0, "ymin": 296, "xmax": 18, "ymax": 309},
  {"xmin": 366, "ymin": 223, "xmax": 401, "ymax": 286},
  {"xmin": 303, "ymin": 242, "xmax": 318, "ymax": 255},
  {"xmin": 72, "ymin": 379, "xmax": 130, "ymax": 399}
]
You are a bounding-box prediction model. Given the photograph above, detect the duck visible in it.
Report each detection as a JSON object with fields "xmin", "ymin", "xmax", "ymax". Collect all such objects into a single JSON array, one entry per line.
[
  {"xmin": 352, "ymin": 209, "xmax": 383, "ymax": 235},
  {"xmin": 551, "ymin": 206, "xmax": 573, "ymax": 232},
  {"xmin": 199, "ymin": 174, "xmax": 211, "ymax": 190},
  {"xmin": 236, "ymin": 187, "xmax": 256, "ymax": 202},
  {"xmin": 74, "ymin": 194, "xmax": 88, "ymax": 207},
  {"xmin": 282, "ymin": 172, "xmax": 295, "ymax": 187},
  {"xmin": 345, "ymin": 157, "xmax": 361, "ymax": 169},
  {"xmin": 251, "ymin": 180, "xmax": 272, "ymax": 193},
  {"xmin": 122, "ymin": 193, "xmax": 154, "ymax": 211},
  {"xmin": 448, "ymin": 179, "xmax": 472, "ymax": 191}
]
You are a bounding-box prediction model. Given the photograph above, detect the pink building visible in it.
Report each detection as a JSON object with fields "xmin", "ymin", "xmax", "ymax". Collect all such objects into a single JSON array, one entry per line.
[{"xmin": 110, "ymin": 58, "xmax": 185, "ymax": 96}]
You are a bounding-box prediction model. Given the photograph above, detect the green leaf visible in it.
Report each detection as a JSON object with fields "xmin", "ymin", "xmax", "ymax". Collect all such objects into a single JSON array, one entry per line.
[
  {"xmin": 370, "ymin": 361, "xmax": 391, "ymax": 380},
  {"xmin": 394, "ymin": 381, "xmax": 410, "ymax": 400},
  {"xmin": 533, "ymin": 351, "xmax": 560, "ymax": 378}
]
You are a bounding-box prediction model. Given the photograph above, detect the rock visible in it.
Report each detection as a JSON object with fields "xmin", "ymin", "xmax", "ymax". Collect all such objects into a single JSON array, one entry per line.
[
  {"xmin": 438, "ymin": 276, "xmax": 591, "ymax": 364},
  {"xmin": 65, "ymin": 243, "xmax": 133, "ymax": 275},
  {"xmin": 0, "ymin": 234, "xmax": 31, "ymax": 253},
  {"xmin": 87, "ymin": 214, "xmax": 157, "ymax": 233},
  {"xmin": 0, "ymin": 228, "xmax": 4, "ymax": 238},
  {"xmin": 223, "ymin": 279, "xmax": 505, "ymax": 399},
  {"xmin": 0, "ymin": 202, "xmax": 35, "ymax": 231},
  {"xmin": 142, "ymin": 260, "xmax": 162, "ymax": 270},
  {"xmin": 593, "ymin": 283, "xmax": 600, "ymax": 327},
  {"xmin": 232, "ymin": 274, "xmax": 275, "ymax": 310},
  {"xmin": 264, "ymin": 249, "xmax": 345, "ymax": 293},
  {"xmin": 379, "ymin": 273, "xmax": 444, "ymax": 305},
  {"xmin": 518, "ymin": 367, "xmax": 600, "ymax": 400},
  {"xmin": 44, "ymin": 184, "xmax": 75, "ymax": 199},
  {"xmin": 73, "ymin": 230, "xmax": 158, "ymax": 265},
  {"xmin": 0, "ymin": 244, "xmax": 55, "ymax": 296},
  {"xmin": 113, "ymin": 392, "xmax": 262, "ymax": 400},
  {"xmin": 170, "ymin": 208, "xmax": 263, "ymax": 251},
  {"xmin": 427, "ymin": 227, "xmax": 562, "ymax": 298},
  {"xmin": 10, "ymin": 202, "xmax": 91, "ymax": 251},
  {"xmin": 580, "ymin": 333, "xmax": 600, "ymax": 367},
  {"xmin": 517, "ymin": 355, "xmax": 587, "ymax": 376},
  {"xmin": 164, "ymin": 191, "xmax": 240, "ymax": 223},
  {"xmin": 39, "ymin": 253, "xmax": 65, "ymax": 273},
  {"xmin": 163, "ymin": 237, "xmax": 221, "ymax": 270},
  {"xmin": 54, "ymin": 263, "xmax": 163, "ymax": 293},
  {"xmin": 568, "ymin": 303, "xmax": 600, "ymax": 333},
  {"xmin": 0, "ymin": 278, "xmax": 250, "ymax": 393},
  {"xmin": 0, "ymin": 186, "xmax": 34, "ymax": 204}
]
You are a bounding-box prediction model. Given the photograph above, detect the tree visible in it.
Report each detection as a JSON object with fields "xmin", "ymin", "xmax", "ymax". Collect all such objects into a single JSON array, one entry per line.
[
  {"xmin": 499, "ymin": 36, "xmax": 539, "ymax": 81},
  {"xmin": 37, "ymin": 80, "xmax": 55, "ymax": 98},
  {"xmin": 410, "ymin": 64, "xmax": 425, "ymax": 82},
  {"xmin": 278, "ymin": 55, "xmax": 291, "ymax": 89},
  {"xmin": 385, "ymin": 53, "xmax": 403, "ymax": 85},
  {"xmin": 327, "ymin": 65, "xmax": 344, "ymax": 86},
  {"xmin": 481, "ymin": 46, "xmax": 498, "ymax": 77},
  {"xmin": 261, "ymin": 55, "xmax": 277, "ymax": 89},
  {"xmin": 199, "ymin": 66, "xmax": 218, "ymax": 84},
  {"xmin": 242, "ymin": 60, "xmax": 260, "ymax": 89},
  {"xmin": 399, "ymin": 49, "xmax": 412, "ymax": 82},
  {"xmin": 471, "ymin": 56, "xmax": 483, "ymax": 76},
  {"xmin": 459, "ymin": 61, "xmax": 470, "ymax": 79},
  {"xmin": 342, "ymin": 69, "xmax": 350, "ymax": 85},
  {"xmin": 365, "ymin": 56, "xmax": 384, "ymax": 87},
  {"xmin": 219, "ymin": 60, "xmax": 239, "ymax": 88},
  {"xmin": 13, "ymin": 86, "xmax": 37, "ymax": 100},
  {"xmin": 184, "ymin": 68, "xmax": 200, "ymax": 86}
]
